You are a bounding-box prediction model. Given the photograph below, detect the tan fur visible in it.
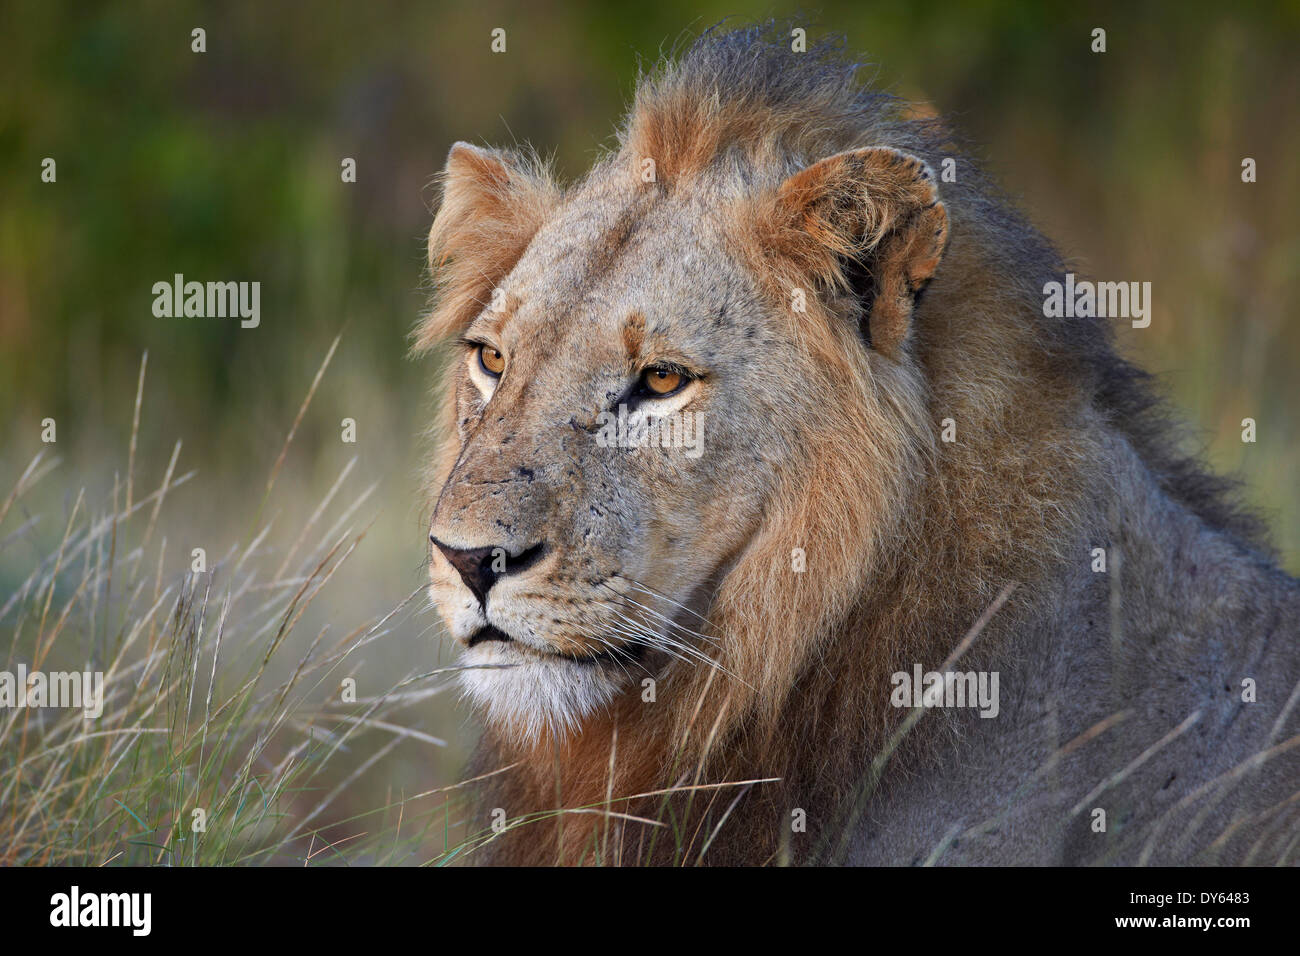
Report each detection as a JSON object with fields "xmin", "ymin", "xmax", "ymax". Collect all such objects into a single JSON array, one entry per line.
[
  {"xmin": 418, "ymin": 143, "xmax": 561, "ymax": 352},
  {"xmin": 416, "ymin": 27, "xmax": 1299, "ymax": 865}
]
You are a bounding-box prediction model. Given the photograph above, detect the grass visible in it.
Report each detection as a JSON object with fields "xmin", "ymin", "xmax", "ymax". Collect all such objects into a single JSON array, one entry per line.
[{"xmin": 0, "ymin": 346, "xmax": 493, "ymax": 865}]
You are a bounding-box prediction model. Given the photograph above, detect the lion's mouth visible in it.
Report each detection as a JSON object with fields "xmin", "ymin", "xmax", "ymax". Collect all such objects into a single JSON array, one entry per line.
[
  {"xmin": 466, "ymin": 624, "xmax": 512, "ymax": 647},
  {"xmin": 466, "ymin": 624, "xmax": 646, "ymax": 668}
]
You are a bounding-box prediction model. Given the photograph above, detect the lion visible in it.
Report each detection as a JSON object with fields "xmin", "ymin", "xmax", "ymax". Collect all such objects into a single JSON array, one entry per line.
[{"xmin": 416, "ymin": 25, "xmax": 1300, "ymax": 865}]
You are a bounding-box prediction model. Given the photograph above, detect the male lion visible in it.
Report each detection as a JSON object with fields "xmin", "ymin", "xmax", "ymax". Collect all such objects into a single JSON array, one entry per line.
[{"xmin": 417, "ymin": 25, "xmax": 1300, "ymax": 865}]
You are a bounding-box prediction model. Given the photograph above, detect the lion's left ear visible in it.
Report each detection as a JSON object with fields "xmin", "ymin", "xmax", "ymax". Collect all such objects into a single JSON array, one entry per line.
[
  {"xmin": 770, "ymin": 146, "xmax": 948, "ymax": 356},
  {"xmin": 414, "ymin": 142, "xmax": 560, "ymax": 352}
]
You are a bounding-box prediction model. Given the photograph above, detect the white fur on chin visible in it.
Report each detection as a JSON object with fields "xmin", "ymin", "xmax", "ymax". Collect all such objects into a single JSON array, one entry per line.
[{"xmin": 458, "ymin": 642, "xmax": 626, "ymax": 744}]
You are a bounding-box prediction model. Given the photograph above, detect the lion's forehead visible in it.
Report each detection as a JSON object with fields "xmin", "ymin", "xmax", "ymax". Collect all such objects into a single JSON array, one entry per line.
[{"xmin": 502, "ymin": 184, "xmax": 755, "ymax": 344}]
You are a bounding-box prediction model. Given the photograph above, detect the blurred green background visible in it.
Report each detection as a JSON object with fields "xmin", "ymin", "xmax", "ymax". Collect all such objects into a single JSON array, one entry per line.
[{"xmin": 1, "ymin": 0, "xmax": 1297, "ymax": 853}]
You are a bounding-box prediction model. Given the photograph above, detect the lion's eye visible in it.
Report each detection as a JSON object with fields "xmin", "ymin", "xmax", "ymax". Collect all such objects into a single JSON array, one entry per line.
[
  {"xmin": 478, "ymin": 344, "xmax": 506, "ymax": 377},
  {"xmin": 641, "ymin": 366, "xmax": 683, "ymax": 396}
]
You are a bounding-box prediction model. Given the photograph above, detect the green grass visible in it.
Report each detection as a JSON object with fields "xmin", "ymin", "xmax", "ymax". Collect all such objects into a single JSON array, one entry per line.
[{"xmin": 0, "ymin": 348, "xmax": 484, "ymax": 865}]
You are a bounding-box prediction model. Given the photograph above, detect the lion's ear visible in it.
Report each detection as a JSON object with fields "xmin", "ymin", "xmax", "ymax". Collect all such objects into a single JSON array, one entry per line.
[
  {"xmin": 414, "ymin": 142, "xmax": 560, "ymax": 352},
  {"xmin": 772, "ymin": 146, "xmax": 948, "ymax": 356}
]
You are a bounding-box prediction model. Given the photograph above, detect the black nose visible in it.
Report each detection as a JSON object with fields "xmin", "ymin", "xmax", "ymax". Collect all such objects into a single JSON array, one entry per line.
[{"xmin": 431, "ymin": 538, "xmax": 545, "ymax": 605}]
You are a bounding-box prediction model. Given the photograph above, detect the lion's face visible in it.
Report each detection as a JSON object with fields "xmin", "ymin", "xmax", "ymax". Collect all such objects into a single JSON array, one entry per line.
[
  {"xmin": 424, "ymin": 138, "xmax": 946, "ymax": 743},
  {"xmin": 427, "ymin": 180, "xmax": 812, "ymax": 739}
]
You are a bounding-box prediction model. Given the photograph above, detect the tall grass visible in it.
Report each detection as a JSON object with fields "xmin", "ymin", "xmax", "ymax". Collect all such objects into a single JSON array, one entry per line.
[{"xmin": 0, "ymin": 347, "xmax": 498, "ymax": 865}]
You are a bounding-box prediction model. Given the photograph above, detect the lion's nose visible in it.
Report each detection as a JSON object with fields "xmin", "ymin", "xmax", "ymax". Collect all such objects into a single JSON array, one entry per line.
[{"xmin": 431, "ymin": 538, "xmax": 545, "ymax": 605}]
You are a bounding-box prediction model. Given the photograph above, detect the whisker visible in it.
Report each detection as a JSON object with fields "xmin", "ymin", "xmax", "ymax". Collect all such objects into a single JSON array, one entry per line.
[
  {"xmin": 588, "ymin": 627, "xmax": 656, "ymax": 682},
  {"xmin": 595, "ymin": 581, "xmax": 721, "ymax": 654},
  {"xmin": 602, "ymin": 606, "xmax": 703, "ymax": 663},
  {"xmin": 599, "ymin": 615, "xmax": 694, "ymax": 668},
  {"xmin": 610, "ymin": 591, "xmax": 720, "ymax": 646},
  {"xmin": 627, "ymin": 579, "xmax": 718, "ymax": 629},
  {"xmin": 607, "ymin": 578, "xmax": 723, "ymax": 646},
  {"xmin": 595, "ymin": 595, "xmax": 735, "ymax": 677}
]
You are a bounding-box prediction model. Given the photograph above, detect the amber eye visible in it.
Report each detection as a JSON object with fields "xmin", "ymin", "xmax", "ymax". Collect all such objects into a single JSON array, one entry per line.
[
  {"xmin": 478, "ymin": 344, "xmax": 506, "ymax": 377},
  {"xmin": 642, "ymin": 366, "xmax": 683, "ymax": 396}
]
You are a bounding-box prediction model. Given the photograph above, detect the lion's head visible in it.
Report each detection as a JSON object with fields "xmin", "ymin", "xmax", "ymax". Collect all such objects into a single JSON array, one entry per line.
[{"xmin": 418, "ymin": 35, "xmax": 953, "ymax": 748}]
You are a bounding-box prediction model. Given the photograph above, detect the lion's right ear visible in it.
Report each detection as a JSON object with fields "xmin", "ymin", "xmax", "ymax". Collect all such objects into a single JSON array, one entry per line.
[{"xmin": 413, "ymin": 142, "xmax": 560, "ymax": 352}]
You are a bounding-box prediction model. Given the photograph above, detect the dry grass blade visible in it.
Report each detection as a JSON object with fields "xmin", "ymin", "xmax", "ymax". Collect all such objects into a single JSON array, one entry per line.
[{"xmin": 0, "ymin": 336, "xmax": 477, "ymax": 867}]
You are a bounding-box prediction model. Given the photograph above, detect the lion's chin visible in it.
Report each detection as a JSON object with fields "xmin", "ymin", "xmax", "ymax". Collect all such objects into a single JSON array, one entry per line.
[{"xmin": 457, "ymin": 641, "xmax": 625, "ymax": 744}]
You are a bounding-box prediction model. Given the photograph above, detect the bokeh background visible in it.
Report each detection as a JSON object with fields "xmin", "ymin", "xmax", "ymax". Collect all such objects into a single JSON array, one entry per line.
[{"xmin": 1, "ymin": 0, "xmax": 1297, "ymax": 860}]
